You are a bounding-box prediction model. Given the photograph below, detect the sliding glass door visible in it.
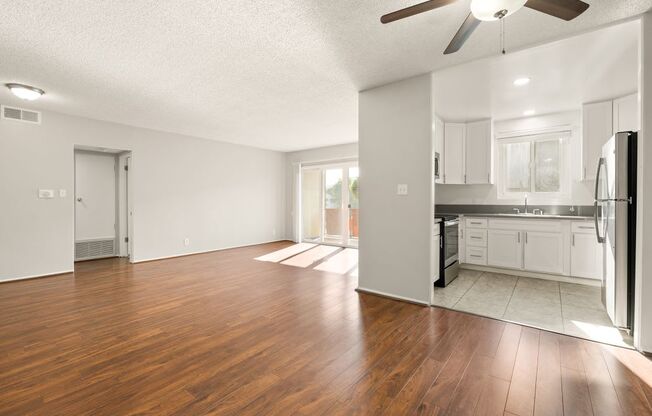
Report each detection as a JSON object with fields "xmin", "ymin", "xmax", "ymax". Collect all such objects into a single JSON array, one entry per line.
[{"xmin": 301, "ymin": 162, "xmax": 358, "ymax": 247}]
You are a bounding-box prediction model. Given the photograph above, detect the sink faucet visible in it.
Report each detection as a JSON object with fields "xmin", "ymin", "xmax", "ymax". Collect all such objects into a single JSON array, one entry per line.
[
  {"xmin": 524, "ymin": 194, "xmax": 528, "ymax": 214},
  {"xmin": 512, "ymin": 208, "xmax": 521, "ymax": 214}
]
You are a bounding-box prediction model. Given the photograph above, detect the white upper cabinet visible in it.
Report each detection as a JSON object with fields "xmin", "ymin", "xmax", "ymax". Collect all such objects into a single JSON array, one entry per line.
[
  {"xmin": 465, "ymin": 120, "xmax": 492, "ymax": 184},
  {"xmin": 523, "ymin": 231, "xmax": 564, "ymax": 275},
  {"xmin": 444, "ymin": 123, "xmax": 465, "ymax": 184},
  {"xmin": 434, "ymin": 116, "xmax": 445, "ymax": 184},
  {"xmin": 442, "ymin": 120, "xmax": 492, "ymax": 185},
  {"xmin": 582, "ymin": 100, "xmax": 613, "ymax": 181},
  {"xmin": 613, "ymin": 93, "xmax": 639, "ymax": 134}
]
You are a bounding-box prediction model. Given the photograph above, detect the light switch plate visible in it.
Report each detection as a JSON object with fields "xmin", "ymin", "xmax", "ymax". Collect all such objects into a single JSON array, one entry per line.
[
  {"xmin": 59, "ymin": 189, "xmax": 67, "ymax": 198},
  {"xmin": 38, "ymin": 189, "xmax": 55, "ymax": 199},
  {"xmin": 397, "ymin": 184, "xmax": 408, "ymax": 196}
]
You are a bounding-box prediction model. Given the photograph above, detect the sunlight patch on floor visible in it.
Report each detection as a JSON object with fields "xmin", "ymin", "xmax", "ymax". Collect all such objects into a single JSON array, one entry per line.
[
  {"xmin": 568, "ymin": 320, "xmax": 630, "ymax": 348},
  {"xmin": 314, "ymin": 248, "xmax": 358, "ymax": 274},
  {"xmin": 254, "ymin": 243, "xmax": 316, "ymax": 262},
  {"xmin": 281, "ymin": 245, "xmax": 339, "ymax": 268},
  {"xmin": 256, "ymin": 243, "xmax": 358, "ymax": 276}
]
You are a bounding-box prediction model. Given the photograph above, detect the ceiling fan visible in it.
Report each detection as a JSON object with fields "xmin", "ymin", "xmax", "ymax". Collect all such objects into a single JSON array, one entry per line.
[{"xmin": 381, "ymin": 0, "xmax": 590, "ymax": 54}]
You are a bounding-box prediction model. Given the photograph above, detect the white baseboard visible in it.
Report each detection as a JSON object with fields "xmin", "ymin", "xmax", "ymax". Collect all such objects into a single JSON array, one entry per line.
[
  {"xmin": 356, "ymin": 286, "xmax": 430, "ymax": 306},
  {"xmin": 0, "ymin": 240, "xmax": 289, "ymax": 283},
  {"xmin": 134, "ymin": 239, "xmax": 288, "ymax": 263},
  {"xmin": 0, "ymin": 269, "xmax": 74, "ymax": 284},
  {"xmin": 460, "ymin": 264, "xmax": 601, "ymax": 287}
]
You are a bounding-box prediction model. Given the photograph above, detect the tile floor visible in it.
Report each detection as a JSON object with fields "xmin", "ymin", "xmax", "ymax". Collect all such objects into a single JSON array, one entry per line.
[{"xmin": 432, "ymin": 269, "xmax": 633, "ymax": 348}]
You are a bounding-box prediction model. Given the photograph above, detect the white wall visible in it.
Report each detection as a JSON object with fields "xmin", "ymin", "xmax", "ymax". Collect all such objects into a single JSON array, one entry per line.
[
  {"xmin": 0, "ymin": 109, "xmax": 286, "ymax": 281},
  {"xmin": 635, "ymin": 12, "xmax": 652, "ymax": 353},
  {"xmin": 358, "ymin": 74, "xmax": 434, "ymax": 304},
  {"xmin": 436, "ymin": 111, "xmax": 594, "ymax": 206},
  {"xmin": 284, "ymin": 143, "xmax": 358, "ymax": 240}
]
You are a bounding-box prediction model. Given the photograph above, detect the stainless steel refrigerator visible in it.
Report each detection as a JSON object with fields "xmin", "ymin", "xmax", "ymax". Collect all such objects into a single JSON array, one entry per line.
[{"xmin": 594, "ymin": 131, "xmax": 637, "ymax": 330}]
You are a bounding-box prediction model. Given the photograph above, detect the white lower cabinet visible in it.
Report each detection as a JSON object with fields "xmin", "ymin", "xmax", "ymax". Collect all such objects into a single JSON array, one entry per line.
[
  {"xmin": 523, "ymin": 231, "xmax": 564, "ymax": 275},
  {"xmin": 571, "ymin": 233, "xmax": 603, "ymax": 280},
  {"xmin": 487, "ymin": 230, "xmax": 522, "ymax": 269},
  {"xmin": 466, "ymin": 246, "xmax": 487, "ymax": 265}
]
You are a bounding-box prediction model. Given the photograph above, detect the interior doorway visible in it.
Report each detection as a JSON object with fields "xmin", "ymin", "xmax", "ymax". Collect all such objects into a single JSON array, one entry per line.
[
  {"xmin": 74, "ymin": 146, "xmax": 132, "ymax": 263},
  {"xmin": 301, "ymin": 161, "xmax": 359, "ymax": 248}
]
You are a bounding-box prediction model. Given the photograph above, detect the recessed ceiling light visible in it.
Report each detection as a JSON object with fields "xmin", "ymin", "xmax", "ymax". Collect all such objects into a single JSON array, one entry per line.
[
  {"xmin": 523, "ymin": 109, "xmax": 535, "ymax": 116},
  {"xmin": 513, "ymin": 77, "xmax": 531, "ymax": 87},
  {"xmin": 5, "ymin": 83, "xmax": 45, "ymax": 100}
]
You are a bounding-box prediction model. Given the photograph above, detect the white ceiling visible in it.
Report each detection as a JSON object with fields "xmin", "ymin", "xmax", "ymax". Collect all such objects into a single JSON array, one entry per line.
[
  {"xmin": 433, "ymin": 19, "xmax": 640, "ymax": 122},
  {"xmin": 0, "ymin": 1, "xmax": 650, "ymax": 151}
]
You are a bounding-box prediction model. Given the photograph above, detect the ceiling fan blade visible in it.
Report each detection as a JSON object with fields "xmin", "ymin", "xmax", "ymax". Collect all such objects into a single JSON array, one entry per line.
[
  {"xmin": 444, "ymin": 13, "xmax": 481, "ymax": 55},
  {"xmin": 381, "ymin": 0, "xmax": 457, "ymax": 24},
  {"xmin": 524, "ymin": 0, "xmax": 589, "ymax": 21}
]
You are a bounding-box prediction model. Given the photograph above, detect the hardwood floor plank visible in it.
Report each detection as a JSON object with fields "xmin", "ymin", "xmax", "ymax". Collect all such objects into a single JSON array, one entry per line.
[
  {"xmin": 579, "ymin": 340, "xmax": 625, "ymax": 416},
  {"xmin": 560, "ymin": 365, "xmax": 593, "ymax": 416},
  {"xmin": 534, "ymin": 332, "xmax": 563, "ymax": 416},
  {"xmin": 491, "ymin": 324, "xmax": 523, "ymax": 381},
  {"xmin": 504, "ymin": 327, "xmax": 540, "ymax": 416},
  {"xmin": 0, "ymin": 242, "xmax": 649, "ymax": 416},
  {"xmin": 474, "ymin": 376, "xmax": 510, "ymax": 416}
]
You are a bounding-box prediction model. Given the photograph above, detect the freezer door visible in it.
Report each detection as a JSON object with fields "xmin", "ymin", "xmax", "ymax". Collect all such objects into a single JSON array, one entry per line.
[{"xmin": 614, "ymin": 132, "xmax": 631, "ymax": 201}]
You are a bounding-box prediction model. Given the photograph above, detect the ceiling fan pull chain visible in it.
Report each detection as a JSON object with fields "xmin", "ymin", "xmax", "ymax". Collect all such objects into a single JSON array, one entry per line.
[{"xmin": 501, "ymin": 18, "xmax": 506, "ymax": 55}]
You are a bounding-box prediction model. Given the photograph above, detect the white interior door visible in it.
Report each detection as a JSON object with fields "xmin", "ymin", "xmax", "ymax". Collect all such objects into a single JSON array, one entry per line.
[{"xmin": 74, "ymin": 151, "xmax": 117, "ymax": 260}]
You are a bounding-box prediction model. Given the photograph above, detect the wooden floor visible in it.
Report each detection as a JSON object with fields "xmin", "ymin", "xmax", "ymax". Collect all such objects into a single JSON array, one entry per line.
[{"xmin": 1, "ymin": 241, "xmax": 651, "ymax": 416}]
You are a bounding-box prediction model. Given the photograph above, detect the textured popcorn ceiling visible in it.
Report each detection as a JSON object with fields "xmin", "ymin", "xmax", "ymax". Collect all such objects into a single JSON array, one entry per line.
[{"xmin": 0, "ymin": 0, "xmax": 650, "ymax": 151}]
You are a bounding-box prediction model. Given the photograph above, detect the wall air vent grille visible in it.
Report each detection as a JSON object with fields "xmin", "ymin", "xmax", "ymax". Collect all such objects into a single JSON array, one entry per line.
[
  {"xmin": 75, "ymin": 239, "xmax": 115, "ymax": 261},
  {"xmin": 1, "ymin": 105, "xmax": 41, "ymax": 124}
]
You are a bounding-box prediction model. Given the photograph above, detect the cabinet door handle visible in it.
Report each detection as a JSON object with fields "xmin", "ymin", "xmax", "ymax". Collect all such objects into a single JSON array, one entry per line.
[
  {"xmin": 517, "ymin": 232, "xmax": 520, "ymax": 243},
  {"xmin": 572, "ymin": 234, "xmax": 575, "ymax": 246},
  {"xmin": 525, "ymin": 232, "xmax": 528, "ymax": 244}
]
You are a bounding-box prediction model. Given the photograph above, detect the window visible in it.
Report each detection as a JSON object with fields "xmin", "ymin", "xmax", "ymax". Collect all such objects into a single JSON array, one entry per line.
[{"xmin": 498, "ymin": 131, "xmax": 569, "ymax": 199}]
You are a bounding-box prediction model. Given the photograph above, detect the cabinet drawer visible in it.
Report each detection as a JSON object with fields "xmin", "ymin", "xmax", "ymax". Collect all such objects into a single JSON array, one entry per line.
[
  {"xmin": 571, "ymin": 222, "xmax": 596, "ymax": 234},
  {"xmin": 466, "ymin": 247, "xmax": 487, "ymax": 265},
  {"xmin": 466, "ymin": 229, "xmax": 487, "ymax": 247},
  {"xmin": 466, "ymin": 218, "xmax": 488, "ymax": 229}
]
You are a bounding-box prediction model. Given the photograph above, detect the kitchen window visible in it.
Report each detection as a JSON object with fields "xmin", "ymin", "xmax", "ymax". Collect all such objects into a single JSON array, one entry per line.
[{"xmin": 497, "ymin": 131, "xmax": 570, "ymax": 200}]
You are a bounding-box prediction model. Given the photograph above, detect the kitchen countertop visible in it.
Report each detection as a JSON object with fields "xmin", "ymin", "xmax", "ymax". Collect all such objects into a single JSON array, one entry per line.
[{"xmin": 440, "ymin": 212, "xmax": 594, "ymax": 220}]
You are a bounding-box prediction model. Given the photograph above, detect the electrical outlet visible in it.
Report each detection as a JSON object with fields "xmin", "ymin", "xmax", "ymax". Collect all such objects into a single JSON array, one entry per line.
[
  {"xmin": 397, "ymin": 184, "xmax": 408, "ymax": 196},
  {"xmin": 184, "ymin": 238, "xmax": 190, "ymax": 246},
  {"xmin": 59, "ymin": 189, "xmax": 67, "ymax": 198},
  {"xmin": 272, "ymin": 228, "xmax": 277, "ymax": 237}
]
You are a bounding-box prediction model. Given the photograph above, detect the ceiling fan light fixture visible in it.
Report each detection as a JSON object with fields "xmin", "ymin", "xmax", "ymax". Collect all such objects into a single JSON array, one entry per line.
[{"xmin": 470, "ymin": 0, "xmax": 527, "ymax": 21}]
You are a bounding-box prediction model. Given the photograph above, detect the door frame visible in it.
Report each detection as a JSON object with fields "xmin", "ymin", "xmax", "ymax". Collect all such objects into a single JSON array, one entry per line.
[
  {"xmin": 299, "ymin": 159, "xmax": 359, "ymax": 248},
  {"xmin": 73, "ymin": 146, "xmax": 134, "ymax": 264}
]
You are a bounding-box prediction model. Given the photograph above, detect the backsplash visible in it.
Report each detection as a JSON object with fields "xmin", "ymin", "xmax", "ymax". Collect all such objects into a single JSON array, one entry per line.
[{"xmin": 436, "ymin": 204, "xmax": 595, "ymax": 217}]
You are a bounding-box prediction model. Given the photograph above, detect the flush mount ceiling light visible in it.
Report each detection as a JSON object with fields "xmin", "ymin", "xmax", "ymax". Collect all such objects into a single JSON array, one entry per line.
[
  {"xmin": 5, "ymin": 83, "xmax": 45, "ymax": 101},
  {"xmin": 470, "ymin": 0, "xmax": 527, "ymax": 21},
  {"xmin": 513, "ymin": 77, "xmax": 531, "ymax": 87},
  {"xmin": 523, "ymin": 109, "xmax": 536, "ymax": 116}
]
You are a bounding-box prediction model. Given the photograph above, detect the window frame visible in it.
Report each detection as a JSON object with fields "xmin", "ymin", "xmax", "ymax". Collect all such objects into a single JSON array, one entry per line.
[{"xmin": 497, "ymin": 130, "xmax": 571, "ymax": 202}]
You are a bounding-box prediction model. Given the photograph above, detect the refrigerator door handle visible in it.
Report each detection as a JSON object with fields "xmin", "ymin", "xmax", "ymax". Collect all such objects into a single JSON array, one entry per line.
[
  {"xmin": 594, "ymin": 201, "xmax": 604, "ymax": 243},
  {"xmin": 594, "ymin": 157, "xmax": 606, "ymax": 244},
  {"xmin": 594, "ymin": 157, "xmax": 606, "ymax": 201}
]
